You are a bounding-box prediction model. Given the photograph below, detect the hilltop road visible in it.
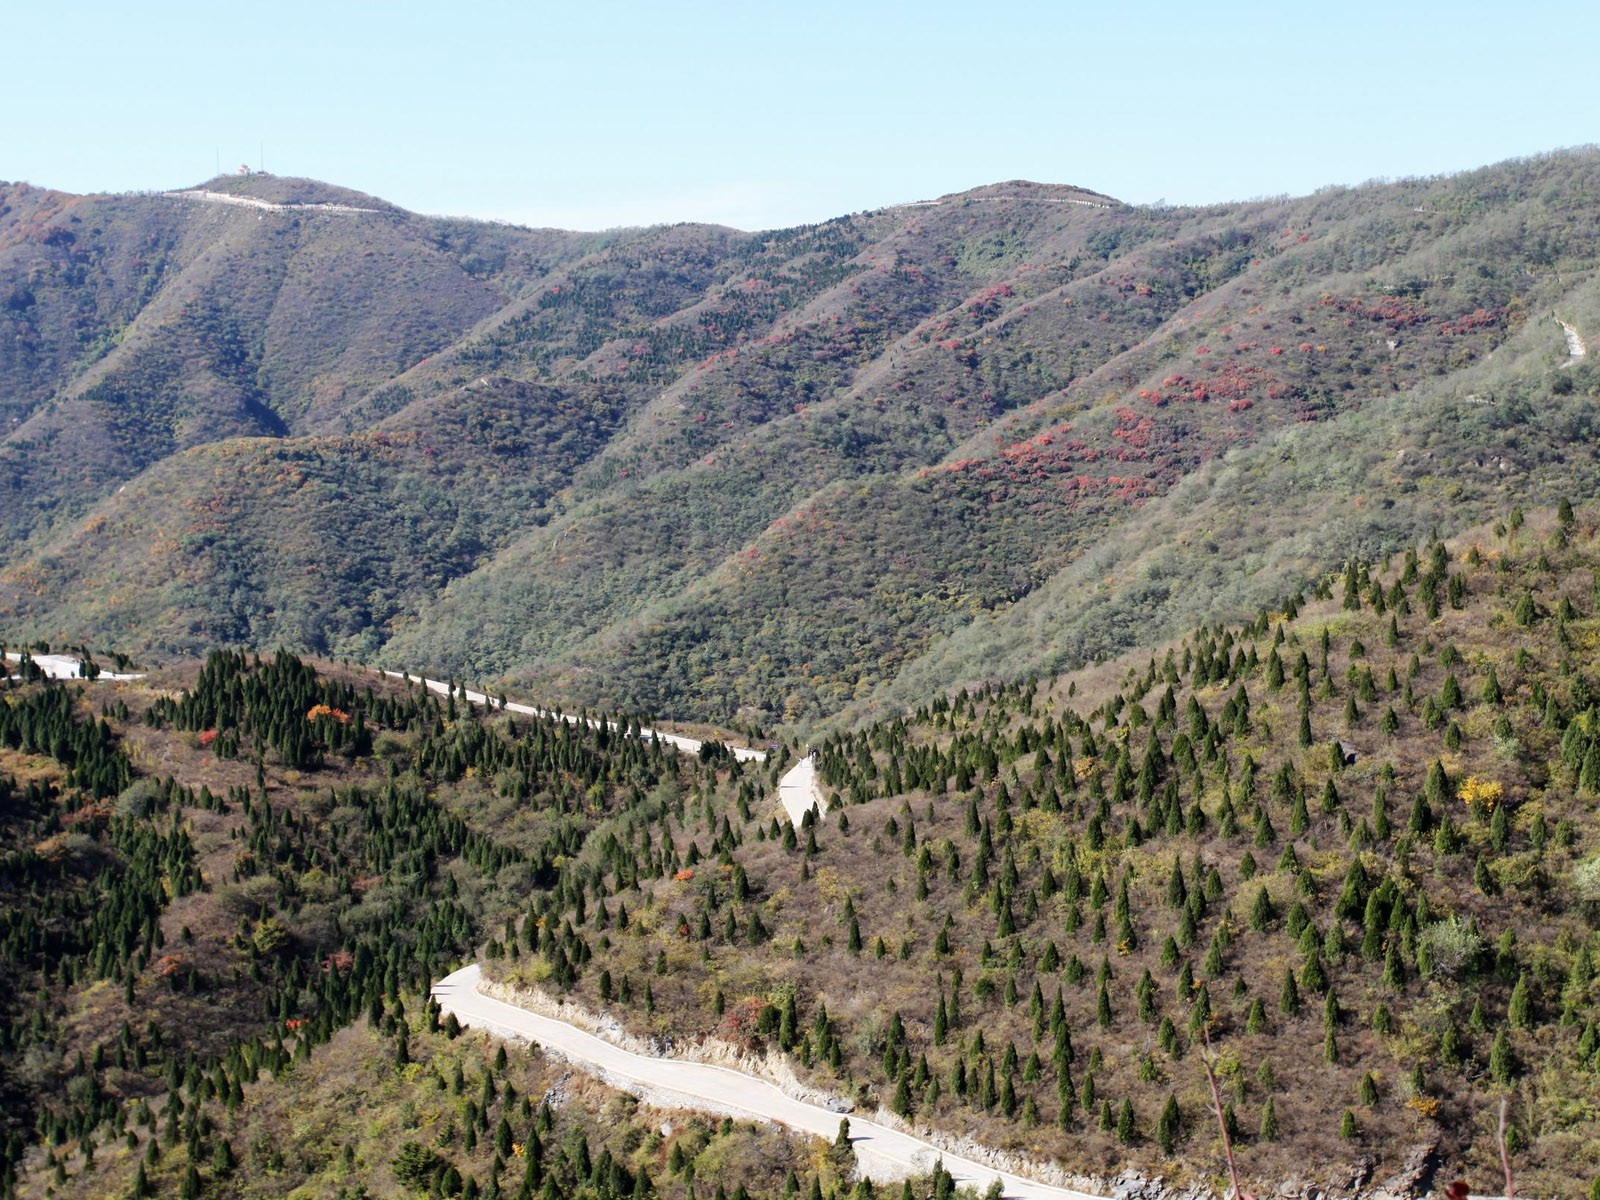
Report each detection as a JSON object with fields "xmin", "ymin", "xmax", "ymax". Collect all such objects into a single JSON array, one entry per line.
[
  {"xmin": 162, "ymin": 188, "xmax": 384, "ymax": 215},
  {"xmin": 381, "ymin": 670, "xmax": 767, "ymax": 763}
]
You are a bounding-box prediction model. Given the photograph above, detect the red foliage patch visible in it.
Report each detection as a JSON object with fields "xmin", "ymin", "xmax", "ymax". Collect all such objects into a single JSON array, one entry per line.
[
  {"xmin": 1440, "ymin": 307, "xmax": 1504, "ymax": 335},
  {"xmin": 1320, "ymin": 294, "xmax": 1427, "ymax": 329}
]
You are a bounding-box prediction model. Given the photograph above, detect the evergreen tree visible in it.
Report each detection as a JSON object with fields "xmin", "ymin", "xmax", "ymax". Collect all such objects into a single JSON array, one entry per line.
[
  {"xmin": 1490, "ymin": 1029, "xmax": 1515, "ymax": 1084},
  {"xmin": 1279, "ymin": 969, "xmax": 1301, "ymax": 1016},
  {"xmin": 1509, "ymin": 972, "xmax": 1532, "ymax": 1028},
  {"xmin": 1116, "ymin": 1098, "xmax": 1136, "ymax": 1144},
  {"xmin": 1259, "ymin": 1096, "xmax": 1279, "ymax": 1142},
  {"xmin": 1156, "ymin": 1094, "xmax": 1181, "ymax": 1154}
]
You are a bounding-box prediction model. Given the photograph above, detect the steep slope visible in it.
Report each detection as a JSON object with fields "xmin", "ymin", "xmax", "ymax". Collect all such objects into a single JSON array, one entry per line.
[
  {"xmin": 485, "ymin": 505, "xmax": 1600, "ymax": 1197},
  {"xmin": 0, "ymin": 175, "xmax": 607, "ymax": 542},
  {"xmin": 403, "ymin": 153, "xmax": 1600, "ymax": 725}
]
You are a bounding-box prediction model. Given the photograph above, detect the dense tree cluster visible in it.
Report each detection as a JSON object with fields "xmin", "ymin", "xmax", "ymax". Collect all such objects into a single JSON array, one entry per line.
[
  {"xmin": 145, "ymin": 650, "xmax": 376, "ymax": 765},
  {"xmin": 0, "ymin": 653, "xmax": 801, "ymax": 1198}
]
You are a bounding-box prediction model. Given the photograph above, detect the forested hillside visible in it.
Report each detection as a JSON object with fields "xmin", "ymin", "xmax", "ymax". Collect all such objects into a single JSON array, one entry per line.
[
  {"xmin": 3, "ymin": 153, "xmax": 1599, "ymax": 729},
  {"xmin": 6, "ymin": 502, "xmax": 1600, "ymax": 1197},
  {"xmin": 483, "ymin": 504, "xmax": 1600, "ymax": 1197},
  {"xmin": 1, "ymin": 649, "xmax": 855, "ymax": 1199}
]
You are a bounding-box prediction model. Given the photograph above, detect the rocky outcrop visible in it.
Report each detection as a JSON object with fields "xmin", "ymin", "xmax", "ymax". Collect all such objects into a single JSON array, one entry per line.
[{"xmin": 1372, "ymin": 1137, "xmax": 1440, "ymax": 1199}]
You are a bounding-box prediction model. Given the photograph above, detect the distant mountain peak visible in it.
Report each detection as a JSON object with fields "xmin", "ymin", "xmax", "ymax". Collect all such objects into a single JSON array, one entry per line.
[
  {"xmin": 889, "ymin": 178, "xmax": 1126, "ymax": 211},
  {"xmin": 179, "ymin": 172, "xmax": 401, "ymax": 212}
]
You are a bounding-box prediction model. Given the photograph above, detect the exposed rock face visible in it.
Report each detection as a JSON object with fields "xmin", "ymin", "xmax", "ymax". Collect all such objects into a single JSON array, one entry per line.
[
  {"xmin": 1342, "ymin": 1155, "xmax": 1377, "ymax": 1195},
  {"xmin": 1103, "ymin": 1152, "xmax": 1398, "ymax": 1200},
  {"xmin": 1372, "ymin": 1138, "xmax": 1440, "ymax": 1199},
  {"xmin": 1107, "ymin": 1171, "xmax": 1206, "ymax": 1200}
]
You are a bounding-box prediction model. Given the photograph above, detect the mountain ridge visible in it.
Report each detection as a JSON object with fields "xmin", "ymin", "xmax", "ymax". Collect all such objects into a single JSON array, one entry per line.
[{"xmin": 3, "ymin": 151, "xmax": 1598, "ymax": 730}]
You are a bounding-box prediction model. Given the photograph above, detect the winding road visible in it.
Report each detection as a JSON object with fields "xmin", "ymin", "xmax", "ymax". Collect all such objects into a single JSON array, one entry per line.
[
  {"xmin": 383, "ymin": 671, "xmax": 831, "ymax": 829},
  {"xmin": 381, "ymin": 670, "xmax": 767, "ymax": 763},
  {"xmin": 433, "ymin": 965, "xmax": 1104, "ymax": 1200},
  {"xmin": 406, "ymin": 696, "xmax": 1092, "ymax": 1196}
]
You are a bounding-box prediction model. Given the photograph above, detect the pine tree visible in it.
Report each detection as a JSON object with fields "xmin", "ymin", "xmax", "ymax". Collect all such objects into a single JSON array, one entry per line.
[
  {"xmin": 1508, "ymin": 972, "xmax": 1532, "ymax": 1028},
  {"xmin": 1249, "ymin": 886, "xmax": 1274, "ymax": 931},
  {"xmin": 1441, "ymin": 673, "xmax": 1463, "ymax": 709},
  {"xmin": 1489, "ymin": 1029, "xmax": 1515, "ymax": 1084},
  {"xmin": 1245, "ymin": 998, "xmax": 1266, "ymax": 1033},
  {"xmin": 1254, "ymin": 809, "xmax": 1276, "ymax": 848},
  {"xmin": 1279, "ymin": 969, "xmax": 1300, "ymax": 1016},
  {"xmin": 1116, "ymin": 1098, "xmax": 1136, "ymax": 1143},
  {"xmin": 1483, "ymin": 665, "xmax": 1503, "ymax": 706},
  {"xmin": 1156, "ymin": 1094, "xmax": 1181, "ymax": 1153},
  {"xmin": 1514, "ymin": 591, "xmax": 1537, "ymax": 626},
  {"xmin": 1259, "ymin": 1095, "xmax": 1279, "ymax": 1141}
]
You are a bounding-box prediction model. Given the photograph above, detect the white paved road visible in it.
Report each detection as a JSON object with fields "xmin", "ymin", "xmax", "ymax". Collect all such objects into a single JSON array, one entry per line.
[
  {"xmin": 3, "ymin": 652, "xmax": 143, "ymax": 681},
  {"xmin": 433, "ymin": 965, "xmax": 1104, "ymax": 1200},
  {"xmin": 778, "ymin": 755, "xmax": 823, "ymax": 828},
  {"xmin": 382, "ymin": 670, "xmax": 767, "ymax": 763}
]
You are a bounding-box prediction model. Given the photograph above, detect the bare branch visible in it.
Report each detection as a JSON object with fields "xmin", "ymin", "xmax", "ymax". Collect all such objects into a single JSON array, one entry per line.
[{"xmin": 1497, "ymin": 1096, "xmax": 1515, "ymax": 1200}]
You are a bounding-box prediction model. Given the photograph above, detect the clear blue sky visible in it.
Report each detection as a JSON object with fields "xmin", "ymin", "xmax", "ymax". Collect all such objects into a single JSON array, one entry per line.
[{"xmin": 7, "ymin": 0, "xmax": 1595, "ymax": 230}]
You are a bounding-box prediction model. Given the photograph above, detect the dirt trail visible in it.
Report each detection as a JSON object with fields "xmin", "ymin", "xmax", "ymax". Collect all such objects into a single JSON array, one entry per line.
[
  {"xmin": 162, "ymin": 189, "xmax": 383, "ymax": 215},
  {"xmin": 886, "ymin": 194, "xmax": 1114, "ymax": 212},
  {"xmin": 433, "ymin": 964, "xmax": 1105, "ymax": 1200}
]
